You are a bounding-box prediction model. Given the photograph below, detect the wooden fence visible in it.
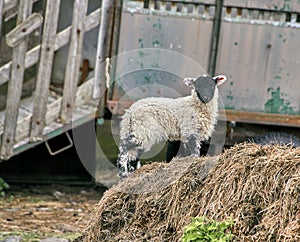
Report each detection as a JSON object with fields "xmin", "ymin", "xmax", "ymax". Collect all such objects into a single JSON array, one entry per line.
[{"xmin": 0, "ymin": 0, "xmax": 118, "ymax": 160}]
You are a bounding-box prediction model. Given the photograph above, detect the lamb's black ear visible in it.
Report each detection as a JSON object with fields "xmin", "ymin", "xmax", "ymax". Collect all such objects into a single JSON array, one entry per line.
[{"xmin": 194, "ymin": 75, "xmax": 216, "ymax": 103}]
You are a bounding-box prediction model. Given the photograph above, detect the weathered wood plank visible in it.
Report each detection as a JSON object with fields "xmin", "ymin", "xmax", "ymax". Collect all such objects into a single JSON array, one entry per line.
[
  {"xmin": 3, "ymin": 0, "xmax": 17, "ymax": 13},
  {"xmin": 30, "ymin": 0, "xmax": 61, "ymax": 142},
  {"xmin": 11, "ymin": 78, "xmax": 94, "ymax": 154},
  {"xmin": 0, "ymin": 0, "xmax": 32, "ymax": 159},
  {"xmin": 0, "ymin": 0, "xmax": 3, "ymax": 35},
  {"xmin": 6, "ymin": 12, "xmax": 43, "ymax": 47},
  {"xmin": 3, "ymin": 0, "xmax": 39, "ymax": 22},
  {"xmin": 0, "ymin": 8, "xmax": 101, "ymax": 85},
  {"xmin": 3, "ymin": 0, "xmax": 39, "ymax": 13},
  {"xmin": 108, "ymin": 0, "xmax": 123, "ymax": 100},
  {"xmin": 60, "ymin": 0, "xmax": 88, "ymax": 124},
  {"xmin": 93, "ymin": 0, "xmax": 115, "ymax": 117}
]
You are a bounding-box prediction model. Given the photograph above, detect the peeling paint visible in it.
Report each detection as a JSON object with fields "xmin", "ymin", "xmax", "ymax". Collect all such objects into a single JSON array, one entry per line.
[
  {"xmin": 264, "ymin": 87, "xmax": 295, "ymax": 114},
  {"xmin": 224, "ymin": 16, "xmax": 300, "ymax": 28},
  {"xmin": 152, "ymin": 39, "xmax": 161, "ymax": 47},
  {"xmin": 275, "ymin": 75, "xmax": 282, "ymax": 80},
  {"xmin": 144, "ymin": 75, "xmax": 151, "ymax": 83},
  {"xmin": 138, "ymin": 50, "xmax": 148, "ymax": 58},
  {"xmin": 226, "ymin": 95, "xmax": 233, "ymax": 100},
  {"xmin": 152, "ymin": 19, "xmax": 162, "ymax": 30},
  {"xmin": 151, "ymin": 62, "xmax": 160, "ymax": 68},
  {"xmin": 280, "ymin": 1, "xmax": 291, "ymax": 11},
  {"xmin": 225, "ymin": 105, "xmax": 235, "ymax": 110},
  {"xmin": 138, "ymin": 38, "xmax": 144, "ymax": 48}
]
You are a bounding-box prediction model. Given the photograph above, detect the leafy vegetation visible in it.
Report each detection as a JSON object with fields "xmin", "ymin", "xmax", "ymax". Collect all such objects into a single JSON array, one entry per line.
[
  {"xmin": 182, "ymin": 216, "xmax": 233, "ymax": 242},
  {"xmin": 0, "ymin": 177, "xmax": 9, "ymax": 198}
]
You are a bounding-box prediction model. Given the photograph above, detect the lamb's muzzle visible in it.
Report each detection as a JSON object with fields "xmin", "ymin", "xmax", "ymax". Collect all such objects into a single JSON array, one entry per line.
[{"xmin": 117, "ymin": 74, "xmax": 227, "ymax": 178}]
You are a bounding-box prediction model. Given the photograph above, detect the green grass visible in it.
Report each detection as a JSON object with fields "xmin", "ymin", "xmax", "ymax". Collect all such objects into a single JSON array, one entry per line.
[
  {"xmin": 0, "ymin": 231, "xmax": 81, "ymax": 242},
  {"xmin": 96, "ymin": 119, "xmax": 167, "ymax": 165}
]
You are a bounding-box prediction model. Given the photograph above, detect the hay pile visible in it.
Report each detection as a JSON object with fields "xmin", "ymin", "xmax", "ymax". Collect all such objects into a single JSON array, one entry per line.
[{"xmin": 81, "ymin": 143, "xmax": 300, "ymax": 241}]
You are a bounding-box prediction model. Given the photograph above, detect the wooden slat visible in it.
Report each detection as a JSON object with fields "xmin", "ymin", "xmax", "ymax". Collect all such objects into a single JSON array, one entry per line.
[
  {"xmin": 93, "ymin": 0, "xmax": 115, "ymax": 99},
  {"xmin": 0, "ymin": 77, "xmax": 96, "ymax": 158},
  {"xmin": 60, "ymin": 0, "xmax": 88, "ymax": 124},
  {"xmin": 0, "ymin": 8, "xmax": 101, "ymax": 86},
  {"xmin": 93, "ymin": 0, "xmax": 115, "ymax": 117},
  {"xmin": 16, "ymin": 79, "xmax": 94, "ymax": 154},
  {"xmin": 30, "ymin": 0, "xmax": 61, "ymax": 142},
  {"xmin": 3, "ymin": 0, "xmax": 39, "ymax": 22},
  {"xmin": 3, "ymin": 0, "xmax": 17, "ymax": 13},
  {"xmin": 108, "ymin": 0, "xmax": 123, "ymax": 100},
  {"xmin": 6, "ymin": 12, "xmax": 43, "ymax": 47},
  {"xmin": 0, "ymin": 0, "xmax": 32, "ymax": 159},
  {"xmin": 222, "ymin": 110, "xmax": 300, "ymax": 128},
  {"xmin": 3, "ymin": 0, "xmax": 40, "ymax": 13},
  {"xmin": 0, "ymin": 0, "xmax": 3, "ymax": 35}
]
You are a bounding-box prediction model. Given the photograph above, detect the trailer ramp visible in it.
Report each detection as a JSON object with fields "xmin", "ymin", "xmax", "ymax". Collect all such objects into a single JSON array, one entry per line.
[{"xmin": 0, "ymin": 0, "xmax": 111, "ymax": 160}]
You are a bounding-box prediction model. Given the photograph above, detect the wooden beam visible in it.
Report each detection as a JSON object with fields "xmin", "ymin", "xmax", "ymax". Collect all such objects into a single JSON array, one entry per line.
[
  {"xmin": 93, "ymin": 0, "xmax": 115, "ymax": 117},
  {"xmin": 0, "ymin": 0, "xmax": 3, "ymax": 35},
  {"xmin": 1, "ymin": 0, "xmax": 32, "ymax": 159},
  {"xmin": 222, "ymin": 110, "xmax": 300, "ymax": 128},
  {"xmin": 3, "ymin": 0, "xmax": 17, "ymax": 13},
  {"xmin": 30, "ymin": 0, "xmax": 61, "ymax": 142},
  {"xmin": 6, "ymin": 12, "xmax": 43, "ymax": 47},
  {"xmin": 60, "ymin": 0, "xmax": 88, "ymax": 124}
]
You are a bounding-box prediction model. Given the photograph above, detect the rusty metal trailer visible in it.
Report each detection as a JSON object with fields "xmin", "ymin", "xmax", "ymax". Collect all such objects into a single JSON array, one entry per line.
[{"xmin": 107, "ymin": 0, "xmax": 300, "ymax": 142}]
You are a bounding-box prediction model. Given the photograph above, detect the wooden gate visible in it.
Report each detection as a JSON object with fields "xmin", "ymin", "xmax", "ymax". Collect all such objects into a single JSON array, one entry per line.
[{"xmin": 0, "ymin": 0, "xmax": 119, "ymax": 160}]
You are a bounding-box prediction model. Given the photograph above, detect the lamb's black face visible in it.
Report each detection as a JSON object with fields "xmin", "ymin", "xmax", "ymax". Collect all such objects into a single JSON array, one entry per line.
[{"xmin": 194, "ymin": 75, "xmax": 216, "ymax": 103}]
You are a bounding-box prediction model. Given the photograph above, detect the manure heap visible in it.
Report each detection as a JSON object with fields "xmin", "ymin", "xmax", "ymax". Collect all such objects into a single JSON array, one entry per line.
[{"xmin": 80, "ymin": 143, "xmax": 300, "ymax": 241}]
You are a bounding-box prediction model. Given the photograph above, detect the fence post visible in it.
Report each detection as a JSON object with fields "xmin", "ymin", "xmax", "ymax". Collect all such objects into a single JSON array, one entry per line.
[
  {"xmin": 208, "ymin": 0, "xmax": 224, "ymax": 76},
  {"xmin": 0, "ymin": 0, "xmax": 3, "ymax": 36},
  {"xmin": 0, "ymin": 0, "xmax": 32, "ymax": 159},
  {"xmin": 108, "ymin": 0, "xmax": 123, "ymax": 100},
  {"xmin": 93, "ymin": 0, "xmax": 115, "ymax": 117},
  {"xmin": 30, "ymin": 0, "xmax": 61, "ymax": 141},
  {"xmin": 60, "ymin": 0, "xmax": 88, "ymax": 124}
]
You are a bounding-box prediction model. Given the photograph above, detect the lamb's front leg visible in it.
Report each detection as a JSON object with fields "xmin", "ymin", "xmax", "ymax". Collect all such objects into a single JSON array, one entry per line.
[
  {"xmin": 183, "ymin": 135, "xmax": 201, "ymax": 157},
  {"xmin": 117, "ymin": 135, "xmax": 143, "ymax": 178}
]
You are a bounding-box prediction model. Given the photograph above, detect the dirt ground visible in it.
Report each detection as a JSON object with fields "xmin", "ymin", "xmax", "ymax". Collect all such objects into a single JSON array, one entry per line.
[{"xmin": 0, "ymin": 184, "xmax": 104, "ymax": 241}]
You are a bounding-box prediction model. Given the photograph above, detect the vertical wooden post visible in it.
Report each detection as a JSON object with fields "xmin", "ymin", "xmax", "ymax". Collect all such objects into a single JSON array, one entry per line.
[
  {"xmin": 108, "ymin": 0, "xmax": 123, "ymax": 100},
  {"xmin": 1, "ymin": 0, "xmax": 32, "ymax": 159},
  {"xmin": 0, "ymin": 0, "xmax": 3, "ymax": 36},
  {"xmin": 208, "ymin": 0, "xmax": 224, "ymax": 76},
  {"xmin": 93, "ymin": 0, "xmax": 115, "ymax": 117},
  {"xmin": 60, "ymin": 0, "xmax": 88, "ymax": 124},
  {"xmin": 30, "ymin": 0, "xmax": 61, "ymax": 141}
]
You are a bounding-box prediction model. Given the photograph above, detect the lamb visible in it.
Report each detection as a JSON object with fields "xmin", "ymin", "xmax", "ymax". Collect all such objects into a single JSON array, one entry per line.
[{"xmin": 117, "ymin": 74, "xmax": 227, "ymax": 178}]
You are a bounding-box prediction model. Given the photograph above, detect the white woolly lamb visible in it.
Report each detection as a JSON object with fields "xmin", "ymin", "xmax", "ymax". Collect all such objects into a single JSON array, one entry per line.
[{"xmin": 117, "ymin": 74, "xmax": 227, "ymax": 178}]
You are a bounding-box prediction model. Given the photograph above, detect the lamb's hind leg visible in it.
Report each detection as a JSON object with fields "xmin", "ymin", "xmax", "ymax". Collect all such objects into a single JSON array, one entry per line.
[
  {"xmin": 117, "ymin": 135, "xmax": 143, "ymax": 178},
  {"xmin": 183, "ymin": 135, "xmax": 201, "ymax": 157}
]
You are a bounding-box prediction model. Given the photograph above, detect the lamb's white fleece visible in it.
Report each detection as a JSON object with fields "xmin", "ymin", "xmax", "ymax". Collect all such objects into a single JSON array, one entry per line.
[
  {"xmin": 117, "ymin": 74, "xmax": 226, "ymax": 178},
  {"xmin": 120, "ymin": 88, "xmax": 219, "ymax": 152}
]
